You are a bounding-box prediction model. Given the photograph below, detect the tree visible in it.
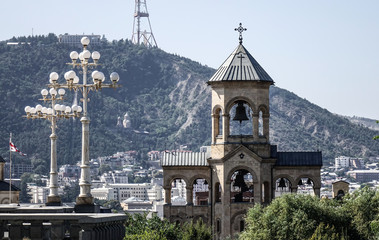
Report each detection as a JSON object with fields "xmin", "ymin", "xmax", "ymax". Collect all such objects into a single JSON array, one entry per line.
[
  {"xmin": 374, "ymin": 121, "xmax": 379, "ymax": 140},
  {"xmin": 240, "ymin": 188, "xmax": 379, "ymax": 240},
  {"xmin": 61, "ymin": 184, "xmax": 79, "ymax": 202},
  {"xmin": 98, "ymin": 164, "xmax": 112, "ymax": 175},
  {"xmin": 124, "ymin": 213, "xmax": 211, "ymax": 240}
]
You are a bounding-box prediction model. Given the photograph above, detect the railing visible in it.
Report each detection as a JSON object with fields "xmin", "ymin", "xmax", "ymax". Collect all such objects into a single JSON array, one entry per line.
[{"xmin": 0, "ymin": 213, "xmax": 126, "ymax": 240}]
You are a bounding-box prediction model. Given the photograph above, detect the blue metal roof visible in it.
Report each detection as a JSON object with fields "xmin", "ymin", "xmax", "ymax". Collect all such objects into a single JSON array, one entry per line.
[
  {"xmin": 275, "ymin": 152, "xmax": 323, "ymax": 166},
  {"xmin": 208, "ymin": 44, "xmax": 273, "ymax": 83}
]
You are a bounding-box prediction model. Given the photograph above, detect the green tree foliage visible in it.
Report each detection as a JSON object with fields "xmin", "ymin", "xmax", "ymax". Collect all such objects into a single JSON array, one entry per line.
[
  {"xmin": 61, "ymin": 184, "xmax": 79, "ymax": 202},
  {"xmin": 98, "ymin": 164, "xmax": 112, "ymax": 175},
  {"xmin": 124, "ymin": 213, "xmax": 211, "ymax": 240},
  {"xmin": 240, "ymin": 188, "xmax": 379, "ymax": 240}
]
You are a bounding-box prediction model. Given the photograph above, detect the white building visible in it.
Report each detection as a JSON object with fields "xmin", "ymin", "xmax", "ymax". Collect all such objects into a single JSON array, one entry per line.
[
  {"xmin": 92, "ymin": 182, "xmax": 163, "ymax": 203},
  {"xmin": 91, "ymin": 187, "xmax": 118, "ymax": 201},
  {"xmin": 335, "ymin": 156, "xmax": 350, "ymax": 169}
]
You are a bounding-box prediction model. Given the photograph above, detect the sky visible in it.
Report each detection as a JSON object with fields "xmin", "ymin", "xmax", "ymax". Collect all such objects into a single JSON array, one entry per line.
[{"xmin": 1, "ymin": 0, "xmax": 379, "ymax": 120}]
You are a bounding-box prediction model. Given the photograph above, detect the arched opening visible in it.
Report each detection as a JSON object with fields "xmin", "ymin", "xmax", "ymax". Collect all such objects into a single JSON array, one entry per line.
[
  {"xmin": 229, "ymin": 101, "xmax": 253, "ymax": 136},
  {"xmin": 297, "ymin": 177, "xmax": 315, "ymax": 195},
  {"xmin": 337, "ymin": 189, "xmax": 345, "ymax": 200},
  {"xmin": 171, "ymin": 178, "xmax": 187, "ymax": 206},
  {"xmin": 216, "ymin": 218, "xmax": 221, "ymax": 233},
  {"xmin": 230, "ymin": 169, "xmax": 254, "ymax": 203},
  {"xmin": 258, "ymin": 111, "xmax": 263, "ymax": 136},
  {"xmin": 218, "ymin": 109, "xmax": 223, "ymax": 136},
  {"xmin": 275, "ymin": 178, "xmax": 292, "ymax": 197},
  {"xmin": 193, "ymin": 178, "xmax": 209, "ymax": 206},
  {"xmin": 240, "ymin": 220, "xmax": 245, "ymax": 232},
  {"xmin": 215, "ymin": 182, "xmax": 221, "ymax": 203}
]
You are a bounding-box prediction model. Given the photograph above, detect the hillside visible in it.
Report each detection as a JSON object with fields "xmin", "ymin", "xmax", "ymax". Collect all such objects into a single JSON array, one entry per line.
[{"xmin": 0, "ymin": 34, "xmax": 378, "ymax": 171}]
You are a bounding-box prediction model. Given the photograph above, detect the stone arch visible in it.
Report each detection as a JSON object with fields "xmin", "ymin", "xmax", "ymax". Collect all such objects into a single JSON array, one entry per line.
[
  {"xmin": 212, "ymin": 104, "xmax": 224, "ymax": 115},
  {"xmin": 295, "ymin": 175, "xmax": 320, "ymax": 188},
  {"xmin": 273, "ymin": 174, "xmax": 295, "ymax": 188},
  {"xmin": 231, "ymin": 211, "xmax": 247, "ymax": 235},
  {"xmin": 228, "ymin": 166, "xmax": 256, "ymax": 203},
  {"xmin": 189, "ymin": 175, "xmax": 211, "ymax": 185},
  {"xmin": 227, "ymin": 165, "xmax": 258, "ymax": 183},
  {"xmin": 164, "ymin": 174, "xmax": 189, "ymax": 188},
  {"xmin": 257, "ymin": 104, "xmax": 269, "ymax": 115},
  {"xmin": 225, "ymin": 96, "xmax": 256, "ymax": 114},
  {"xmin": 168, "ymin": 175, "xmax": 188, "ymax": 206},
  {"xmin": 1, "ymin": 197, "xmax": 9, "ymax": 204},
  {"xmin": 191, "ymin": 175, "xmax": 210, "ymax": 206}
]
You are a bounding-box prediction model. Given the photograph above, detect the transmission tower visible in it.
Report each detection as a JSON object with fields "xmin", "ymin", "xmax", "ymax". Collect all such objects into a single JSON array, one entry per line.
[{"xmin": 132, "ymin": 0, "xmax": 158, "ymax": 47}]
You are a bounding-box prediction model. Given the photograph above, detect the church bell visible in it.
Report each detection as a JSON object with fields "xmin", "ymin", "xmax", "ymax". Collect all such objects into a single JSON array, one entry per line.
[
  {"xmin": 278, "ymin": 178, "xmax": 286, "ymax": 189},
  {"xmin": 233, "ymin": 101, "xmax": 249, "ymax": 123},
  {"xmin": 233, "ymin": 171, "xmax": 247, "ymax": 189}
]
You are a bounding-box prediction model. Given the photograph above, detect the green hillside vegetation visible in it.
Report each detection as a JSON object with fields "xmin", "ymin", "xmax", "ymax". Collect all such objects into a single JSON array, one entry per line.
[{"xmin": 0, "ymin": 34, "xmax": 378, "ymax": 170}]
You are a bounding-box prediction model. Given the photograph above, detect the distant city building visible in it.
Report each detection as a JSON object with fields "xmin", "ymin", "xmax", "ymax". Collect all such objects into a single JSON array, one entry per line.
[
  {"xmin": 350, "ymin": 158, "xmax": 364, "ymax": 169},
  {"xmin": 347, "ymin": 170, "xmax": 379, "ymax": 182},
  {"xmin": 4, "ymin": 163, "xmax": 32, "ymax": 178},
  {"xmin": 58, "ymin": 164, "xmax": 80, "ymax": 179},
  {"xmin": 92, "ymin": 182, "xmax": 163, "ymax": 203},
  {"xmin": 58, "ymin": 33, "xmax": 103, "ymax": 47},
  {"xmin": 335, "ymin": 156, "xmax": 350, "ymax": 169}
]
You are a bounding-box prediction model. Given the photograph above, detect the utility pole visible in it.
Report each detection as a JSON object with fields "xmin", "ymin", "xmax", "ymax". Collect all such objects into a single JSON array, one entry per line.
[{"xmin": 131, "ymin": 0, "xmax": 158, "ymax": 47}]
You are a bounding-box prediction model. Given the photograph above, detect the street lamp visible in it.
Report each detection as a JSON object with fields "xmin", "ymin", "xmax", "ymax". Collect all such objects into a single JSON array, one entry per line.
[
  {"xmin": 48, "ymin": 37, "xmax": 120, "ymax": 211},
  {"xmin": 25, "ymin": 88, "xmax": 82, "ymax": 205}
]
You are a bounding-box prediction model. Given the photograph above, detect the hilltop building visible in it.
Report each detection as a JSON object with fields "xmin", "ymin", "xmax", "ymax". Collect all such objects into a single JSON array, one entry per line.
[{"xmin": 161, "ymin": 24, "xmax": 322, "ymax": 239}]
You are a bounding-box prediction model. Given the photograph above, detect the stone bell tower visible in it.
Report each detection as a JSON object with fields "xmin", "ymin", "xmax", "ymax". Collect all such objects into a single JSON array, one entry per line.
[{"xmin": 207, "ymin": 23, "xmax": 276, "ymax": 238}]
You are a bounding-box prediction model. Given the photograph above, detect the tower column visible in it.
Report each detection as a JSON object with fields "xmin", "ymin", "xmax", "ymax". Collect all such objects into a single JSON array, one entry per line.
[
  {"xmin": 222, "ymin": 114, "xmax": 230, "ymax": 141},
  {"xmin": 252, "ymin": 113, "xmax": 259, "ymax": 140},
  {"xmin": 211, "ymin": 114, "xmax": 219, "ymax": 144},
  {"xmin": 263, "ymin": 114, "xmax": 270, "ymax": 141}
]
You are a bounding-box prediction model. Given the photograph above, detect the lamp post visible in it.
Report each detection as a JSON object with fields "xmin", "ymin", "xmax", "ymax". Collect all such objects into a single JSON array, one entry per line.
[
  {"xmin": 25, "ymin": 88, "xmax": 82, "ymax": 205},
  {"xmin": 49, "ymin": 37, "xmax": 120, "ymax": 211}
]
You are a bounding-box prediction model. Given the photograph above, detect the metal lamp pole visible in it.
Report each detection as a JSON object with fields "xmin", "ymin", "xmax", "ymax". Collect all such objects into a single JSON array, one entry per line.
[
  {"xmin": 48, "ymin": 37, "xmax": 120, "ymax": 211},
  {"xmin": 25, "ymin": 88, "xmax": 82, "ymax": 205}
]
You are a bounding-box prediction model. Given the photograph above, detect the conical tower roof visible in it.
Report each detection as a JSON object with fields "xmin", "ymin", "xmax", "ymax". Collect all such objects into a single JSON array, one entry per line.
[{"xmin": 208, "ymin": 43, "xmax": 273, "ymax": 83}]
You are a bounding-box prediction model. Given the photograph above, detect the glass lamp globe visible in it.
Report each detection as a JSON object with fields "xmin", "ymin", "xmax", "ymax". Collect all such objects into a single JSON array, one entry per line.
[
  {"xmin": 110, "ymin": 72, "xmax": 120, "ymax": 82},
  {"xmin": 73, "ymin": 76, "xmax": 79, "ymax": 84},
  {"xmin": 81, "ymin": 37, "xmax": 90, "ymax": 46},
  {"xmin": 41, "ymin": 89, "xmax": 48, "ymax": 97},
  {"xmin": 77, "ymin": 106, "xmax": 83, "ymax": 113},
  {"xmin": 58, "ymin": 89, "xmax": 66, "ymax": 96},
  {"xmin": 24, "ymin": 106, "xmax": 31, "ymax": 113},
  {"xmin": 41, "ymin": 107, "xmax": 48, "ymax": 114},
  {"xmin": 47, "ymin": 108, "xmax": 53, "ymax": 115},
  {"xmin": 92, "ymin": 51, "xmax": 100, "ymax": 60},
  {"xmin": 49, "ymin": 72, "xmax": 59, "ymax": 83},
  {"xmin": 54, "ymin": 104, "xmax": 61, "ymax": 111},
  {"xmin": 30, "ymin": 107, "xmax": 36, "ymax": 114},
  {"xmin": 79, "ymin": 52, "xmax": 84, "ymax": 61},
  {"xmin": 49, "ymin": 88, "xmax": 57, "ymax": 96},
  {"xmin": 36, "ymin": 104, "xmax": 43, "ymax": 112},
  {"xmin": 70, "ymin": 51, "xmax": 79, "ymax": 60},
  {"xmin": 67, "ymin": 70, "xmax": 76, "ymax": 80},
  {"xmin": 72, "ymin": 105, "xmax": 78, "ymax": 112},
  {"xmin": 82, "ymin": 50, "xmax": 91, "ymax": 60},
  {"xmin": 65, "ymin": 106, "xmax": 71, "ymax": 113}
]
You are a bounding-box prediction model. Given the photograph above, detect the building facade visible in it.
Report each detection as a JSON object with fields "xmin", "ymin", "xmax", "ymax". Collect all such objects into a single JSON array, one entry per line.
[{"xmin": 162, "ymin": 30, "xmax": 322, "ymax": 239}]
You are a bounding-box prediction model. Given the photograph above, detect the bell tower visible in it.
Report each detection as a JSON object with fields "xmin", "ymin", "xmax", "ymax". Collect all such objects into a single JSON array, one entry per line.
[
  {"xmin": 208, "ymin": 23, "xmax": 274, "ymax": 159},
  {"xmin": 208, "ymin": 23, "xmax": 275, "ymax": 239}
]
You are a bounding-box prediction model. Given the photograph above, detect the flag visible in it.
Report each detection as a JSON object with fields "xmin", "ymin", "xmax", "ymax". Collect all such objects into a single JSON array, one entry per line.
[{"xmin": 9, "ymin": 138, "xmax": 26, "ymax": 156}]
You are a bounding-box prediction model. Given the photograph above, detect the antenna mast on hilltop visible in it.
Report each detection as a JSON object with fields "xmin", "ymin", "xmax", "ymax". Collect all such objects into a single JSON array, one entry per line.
[{"xmin": 132, "ymin": 0, "xmax": 158, "ymax": 47}]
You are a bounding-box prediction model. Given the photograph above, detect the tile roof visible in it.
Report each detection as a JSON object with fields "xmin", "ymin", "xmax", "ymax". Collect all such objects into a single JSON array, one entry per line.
[
  {"xmin": 275, "ymin": 152, "xmax": 323, "ymax": 166},
  {"xmin": 161, "ymin": 152, "xmax": 209, "ymax": 167},
  {"xmin": 208, "ymin": 44, "xmax": 273, "ymax": 83}
]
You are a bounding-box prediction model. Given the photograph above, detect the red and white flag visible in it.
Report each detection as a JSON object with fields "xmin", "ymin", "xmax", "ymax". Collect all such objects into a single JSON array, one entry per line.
[{"xmin": 9, "ymin": 138, "xmax": 26, "ymax": 156}]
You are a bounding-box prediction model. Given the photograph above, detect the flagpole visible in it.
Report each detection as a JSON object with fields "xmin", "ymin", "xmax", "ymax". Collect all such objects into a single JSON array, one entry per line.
[{"xmin": 9, "ymin": 133, "xmax": 12, "ymax": 204}]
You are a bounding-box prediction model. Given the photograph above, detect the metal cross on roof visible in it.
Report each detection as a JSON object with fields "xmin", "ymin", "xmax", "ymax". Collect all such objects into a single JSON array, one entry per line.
[{"xmin": 235, "ymin": 23, "xmax": 247, "ymax": 44}]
